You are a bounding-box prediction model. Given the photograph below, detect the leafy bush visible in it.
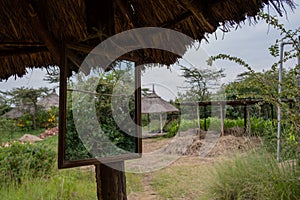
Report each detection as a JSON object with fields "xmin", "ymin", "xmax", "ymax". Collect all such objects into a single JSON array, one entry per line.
[
  {"xmin": 0, "ymin": 142, "xmax": 56, "ymax": 185},
  {"xmin": 204, "ymin": 152, "xmax": 300, "ymax": 200},
  {"xmin": 164, "ymin": 121, "xmax": 179, "ymax": 138}
]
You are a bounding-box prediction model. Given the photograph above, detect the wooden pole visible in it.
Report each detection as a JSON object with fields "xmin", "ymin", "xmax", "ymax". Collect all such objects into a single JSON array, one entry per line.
[
  {"xmin": 95, "ymin": 162, "xmax": 127, "ymax": 200},
  {"xmin": 244, "ymin": 105, "xmax": 247, "ymax": 133},
  {"xmin": 95, "ymin": 164, "xmax": 102, "ymax": 200},
  {"xmin": 147, "ymin": 113, "xmax": 150, "ymax": 131},
  {"xmin": 160, "ymin": 113, "xmax": 163, "ymax": 134},
  {"xmin": 220, "ymin": 104, "xmax": 224, "ymax": 136},
  {"xmin": 247, "ymin": 106, "xmax": 251, "ymax": 136},
  {"xmin": 196, "ymin": 104, "xmax": 200, "ymax": 131},
  {"xmin": 204, "ymin": 106, "xmax": 207, "ymax": 131}
]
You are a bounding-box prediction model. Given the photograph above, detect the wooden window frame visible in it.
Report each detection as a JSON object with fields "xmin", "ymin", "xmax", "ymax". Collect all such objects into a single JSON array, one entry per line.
[{"xmin": 58, "ymin": 47, "xmax": 142, "ymax": 169}]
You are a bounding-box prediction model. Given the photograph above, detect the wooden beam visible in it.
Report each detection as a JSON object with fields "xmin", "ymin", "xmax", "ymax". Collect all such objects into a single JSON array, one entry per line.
[
  {"xmin": 0, "ymin": 46, "xmax": 48, "ymax": 57},
  {"xmin": 67, "ymin": 43, "xmax": 139, "ymax": 62},
  {"xmin": 0, "ymin": 42, "xmax": 45, "ymax": 48},
  {"xmin": 160, "ymin": 11, "xmax": 192, "ymax": 28},
  {"xmin": 28, "ymin": 0, "xmax": 61, "ymax": 64},
  {"xmin": 115, "ymin": 0, "xmax": 135, "ymax": 29}
]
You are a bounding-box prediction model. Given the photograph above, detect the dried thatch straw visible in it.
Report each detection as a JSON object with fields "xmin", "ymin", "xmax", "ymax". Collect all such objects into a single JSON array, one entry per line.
[{"xmin": 0, "ymin": 0, "xmax": 295, "ymax": 79}]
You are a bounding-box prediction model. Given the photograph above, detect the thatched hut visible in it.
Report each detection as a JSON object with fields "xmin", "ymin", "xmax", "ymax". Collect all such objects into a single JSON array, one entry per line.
[
  {"xmin": 142, "ymin": 86, "xmax": 179, "ymax": 133},
  {"xmin": 1, "ymin": 107, "xmax": 25, "ymax": 119},
  {"xmin": 2, "ymin": 89, "xmax": 59, "ymax": 119},
  {"xmin": 37, "ymin": 89, "xmax": 59, "ymax": 110},
  {"xmin": 0, "ymin": 0, "xmax": 294, "ymax": 199}
]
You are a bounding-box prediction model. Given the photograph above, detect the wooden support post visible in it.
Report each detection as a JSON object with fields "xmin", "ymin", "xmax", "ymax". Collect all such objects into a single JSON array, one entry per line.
[
  {"xmin": 220, "ymin": 104, "xmax": 224, "ymax": 136},
  {"xmin": 95, "ymin": 164, "xmax": 102, "ymax": 200},
  {"xmin": 147, "ymin": 113, "xmax": 150, "ymax": 131},
  {"xmin": 204, "ymin": 106, "xmax": 207, "ymax": 131},
  {"xmin": 160, "ymin": 113, "xmax": 163, "ymax": 134},
  {"xmin": 247, "ymin": 106, "xmax": 251, "ymax": 136},
  {"xmin": 95, "ymin": 162, "xmax": 127, "ymax": 200},
  {"xmin": 196, "ymin": 104, "xmax": 200, "ymax": 131},
  {"xmin": 244, "ymin": 105, "xmax": 247, "ymax": 133},
  {"xmin": 178, "ymin": 110, "xmax": 181, "ymax": 137}
]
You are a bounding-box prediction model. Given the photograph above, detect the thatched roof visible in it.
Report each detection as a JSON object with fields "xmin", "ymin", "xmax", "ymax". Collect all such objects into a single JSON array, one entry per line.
[
  {"xmin": 1, "ymin": 107, "xmax": 25, "ymax": 119},
  {"xmin": 142, "ymin": 89, "xmax": 179, "ymax": 114},
  {"xmin": 2, "ymin": 90, "xmax": 59, "ymax": 118},
  {"xmin": 0, "ymin": 0, "xmax": 294, "ymax": 80},
  {"xmin": 37, "ymin": 89, "xmax": 59, "ymax": 110}
]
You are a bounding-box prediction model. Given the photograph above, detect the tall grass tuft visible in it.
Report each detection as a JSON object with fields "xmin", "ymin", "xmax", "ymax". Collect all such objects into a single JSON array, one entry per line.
[{"xmin": 204, "ymin": 152, "xmax": 300, "ymax": 200}]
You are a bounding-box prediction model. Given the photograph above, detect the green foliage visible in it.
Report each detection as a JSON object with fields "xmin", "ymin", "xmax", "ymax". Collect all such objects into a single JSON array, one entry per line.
[
  {"xmin": 0, "ymin": 117, "xmax": 19, "ymax": 142},
  {"xmin": 208, "ymin": 12, "xmax": 300, "ymax": 160},
  {"xmin": 204, "ymin": 152, "xmax": 300, "ymax": 200},
  {"xmin": 65, "ymin": 64, "xmax": 137, "ymax": 160},
  {"xmin": 164, "ymin": 120, "xmax": 179, "ymax": 138},
  {"xmin": 178, "ymin": 66, "xmax": 225, "ymax": 102},
  {"xmin": 0, "ymin": 93, "xmax": 11, "ymax": 116},
  {"xmin": 0, "ymin": 168, "xmax": 97, "ymax": 200},
  {"xmin": 0, "ymin": 142, "xmax": 56, "ymax": 186},
  {"xmin": 2, "ymin": 87, "xmax": 51, "ymax": 130}
]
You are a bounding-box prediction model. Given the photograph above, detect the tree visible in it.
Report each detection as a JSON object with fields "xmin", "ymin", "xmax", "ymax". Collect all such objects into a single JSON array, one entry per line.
[
  {"xmin": 43, "ymin": 66, "xmax": 60, "ymax": 84},
  {"xmin": 0, "ymin": 93, "xmax": 11, "ymax": 116},
  {"xmin": 178, "ymin": 66, "xmax": 225, "ymax": 130},
  {"xmin": 179, "ymin": 65, "xmax": 225, "ymax": 102},
  {"xmin": 3, "ymin": 87, "xmax": 50, "ymax": 130},
  {"xmin": 208, "ymin": 12, "xmax": 300, "ymax": 159}
]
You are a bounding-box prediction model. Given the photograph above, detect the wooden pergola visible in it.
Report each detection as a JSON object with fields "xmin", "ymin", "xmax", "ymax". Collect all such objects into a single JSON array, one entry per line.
[
  {"xmin": 0, "ymin": 0, "xmax": 294, "ymax": 199},
  {"xmin": 179, "ymin": 98, "xmax": 295, "ymax": 136}
]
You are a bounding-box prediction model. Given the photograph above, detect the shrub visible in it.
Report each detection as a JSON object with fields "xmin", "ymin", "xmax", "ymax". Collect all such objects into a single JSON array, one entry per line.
[
  {"xmin": 0, "ymin": 142, "xmax": 56, "ymax": 185},
  {"xmin": 204, "ymin": 152, "xmax": 300, "ymax": 200},
  {"xmin": 164, "ymin": 121, "xmax": 179, "ymax": 138}
]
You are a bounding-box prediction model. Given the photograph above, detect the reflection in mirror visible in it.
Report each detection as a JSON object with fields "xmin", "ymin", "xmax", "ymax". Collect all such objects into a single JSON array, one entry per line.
[{"xmin": 65, "ymin": 61, "xmax": 139, "ymax": 162}]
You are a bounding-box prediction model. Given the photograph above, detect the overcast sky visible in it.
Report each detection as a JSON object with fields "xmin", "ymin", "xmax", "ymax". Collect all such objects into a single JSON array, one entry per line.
[
  {"xmin": 143, "ymin": 1, "xmax": 300, "ymax": 100},
  {"xmin": 0, "ymin": 2, "xmax": 299, "ymax": 100}
]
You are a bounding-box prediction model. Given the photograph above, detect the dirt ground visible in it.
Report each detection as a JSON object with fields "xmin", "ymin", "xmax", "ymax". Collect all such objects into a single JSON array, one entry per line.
[{"xmin": 127, "ymin": 129, "xmax": 262, "ymax": 200}]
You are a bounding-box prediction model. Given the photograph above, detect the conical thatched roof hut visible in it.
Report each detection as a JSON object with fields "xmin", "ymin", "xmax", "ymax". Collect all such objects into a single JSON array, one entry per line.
[
  {"xmin": 2, "ymin": 90, "xmax": 59, "ymax": 119},
  {"xmin": 0, "ymin": 0, "xmax": 294, "ymax": 80},
  {"xmin": 1, "ymin": 107, "xmax": 25, "ymax": 119},
  {"xmin": 37, "ymin": 89, "xmax": 59, "ymax": 110},
  {"xmin": 142, "ymin": 86, "xmax": 179, "ymax": 133},
  {"xmin": 142, "ymin": 89, "xmax": 179, "ymax": 114}
]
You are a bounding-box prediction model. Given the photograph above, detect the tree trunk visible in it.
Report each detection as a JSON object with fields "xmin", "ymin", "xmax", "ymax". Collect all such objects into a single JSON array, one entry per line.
[{"xmin": 95, "ymin": 161, "xmax": 127, "ymax": 200}]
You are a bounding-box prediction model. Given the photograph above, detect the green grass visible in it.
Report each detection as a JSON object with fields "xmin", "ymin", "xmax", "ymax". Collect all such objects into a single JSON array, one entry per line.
[
  {"xmin": 151, "ymin": 165, "xmax": 210, "ymax": 200},
  {"xmin": 203, "ymin": 151, "xmax": 300, "ymax": 200},
  {"xmin": 126, "ymin": 173, "xmax": 144, "ymax": 194},
  {"xmin": 0, "ymin": 134, "xmax": 143, "ymax": 199},
  {"xmin": 0, "ymin": 128, "xmax": 46, "ymax": 144},
  {"xmin": 0, "ymin": 168, "xmax": 97, "ymax": 200}
]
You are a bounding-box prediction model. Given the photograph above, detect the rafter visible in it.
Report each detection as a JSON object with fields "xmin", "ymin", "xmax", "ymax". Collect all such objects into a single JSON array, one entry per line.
[
  {"xmin": 0, "ymin": 46, "xmax": 48, "ymax": 57},
  {"xmin": 160, "ymin": 11, "xmax": 192, "ymax": 28},
  {"xmin": 28, "ymin": 0, "xmax": 61, "ymax": 64}
]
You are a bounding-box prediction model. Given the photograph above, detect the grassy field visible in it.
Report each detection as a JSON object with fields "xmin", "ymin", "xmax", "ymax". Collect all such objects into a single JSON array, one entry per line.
[{"xmin": 0, "ymin": 129, "xmax": 299, "ymax": 199}]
